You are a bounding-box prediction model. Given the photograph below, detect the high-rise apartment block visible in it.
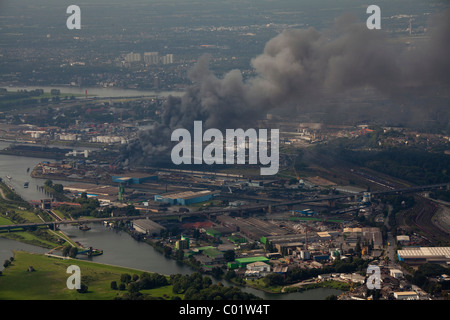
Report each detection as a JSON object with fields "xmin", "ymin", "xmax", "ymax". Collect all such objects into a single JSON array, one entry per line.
[
  {"xmin": 124, "ymin": 52, "xmax": 142, "ymax": 63},
  {"xmin": 161, "ymin": 54, "xmax": 174, "ymax": 65},
  {"xmin": 144, "ymin": 52, "xmax": 159, "ymax": 65}
]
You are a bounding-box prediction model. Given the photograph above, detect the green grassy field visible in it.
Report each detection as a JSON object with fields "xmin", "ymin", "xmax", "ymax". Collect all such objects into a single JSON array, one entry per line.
[
  {"xmin": 0, "ymin": 231, "xmax": 60, "ymax": 249},
  {"xmin": 0, "ymin": 216, "xmax": 12, "ymax": 225},
  {"xmin": 0, "ymin": 251, "xmax": 180, "ymax": 300}
]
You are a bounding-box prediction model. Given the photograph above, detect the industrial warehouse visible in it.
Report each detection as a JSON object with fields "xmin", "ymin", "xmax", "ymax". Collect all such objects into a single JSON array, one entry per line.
[
  {"xmin": 64, "ymin": 183, "xmax": 119, "ymax": 204},
  {"xmin": 154, "ymin": 190, "xmax": 219, "ymax": 205},
  {"xmin": 132, "ymin": 218, "xmax": 166, "ymax": 236},
  {"xmin": 112, "ymin": 172, "xmax": 158, "ymax": 184},
  {"xmin": 397, "ymin": 247, "xmax": 450, "ymax": 265}
]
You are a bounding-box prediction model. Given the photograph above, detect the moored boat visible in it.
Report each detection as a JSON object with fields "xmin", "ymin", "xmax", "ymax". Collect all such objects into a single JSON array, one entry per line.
[{"xmin": 79, "ymin": 224, "xmax": 91, "ymax": 231}]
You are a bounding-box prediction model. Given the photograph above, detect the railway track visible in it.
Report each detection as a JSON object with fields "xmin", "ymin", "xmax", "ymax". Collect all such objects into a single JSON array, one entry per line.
[{"xmin": 411, "ymin": 198, "xmax": 449, "ymax": 245}]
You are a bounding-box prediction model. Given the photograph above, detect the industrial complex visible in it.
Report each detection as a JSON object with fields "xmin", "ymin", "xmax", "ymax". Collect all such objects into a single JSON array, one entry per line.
[
  {"xmin": 5, "ymin": 137, "xmax": 443, "ymax": 302},
  {"xmin": 0, "ymin": 0, "xmax": 449, "ymax": 305},
  {"xmin": 12, "ymin": 155, "xmax": 447, "ymax": 301}
]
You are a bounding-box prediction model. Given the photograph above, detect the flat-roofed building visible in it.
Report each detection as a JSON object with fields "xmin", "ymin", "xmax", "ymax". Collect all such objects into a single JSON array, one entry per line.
[
  {"xmin": 317, "ymin": 231, "xmax": 332, "ymax": 240},
  {"xmin": 64, "ymin": 183, "xmax": 98, "ymax": 194},
  {"xmin": 246, "ymin": 261, "xmax": 271, "ymax": 273},
  {"xmin": 397, "ymin": 247, "xmax": 450, "ymax": 265},
  {"xmin": 133, "ymin": 219, "xmax": 165, "ymax": 236},
  {"xmin": 154, "ymin": 190, "xmax": 217, "ymax": 205},
  {"xmin": 340, "ymin": 273, "xmax": 366, "ymax": 284},
  {"xmin": 393, "ymin": 291, "xmax": 419, "ymax": 300},
  {"xmin": 112, "ymin": 172, "xmax": 158, "ymax": 184},
  {"xmin": 64, "ymin": 183, "xmax": 120, "ymax": 203},
  {"xmin": 397, "ymin": 235, "xmax": 410, "ymax": 242},
  {"xmin": 235, "ymin": 256, "xmax": 270, "ymax": 268},
  {"xmin": 390, "ymin": 269, "xmax": 404, "ymax": 279},
  {"xmin": 344, "ymin": 227, "xmax": 383, "ymax": 249},
  {"xmin": 275, "ymin": 242, "xmax": 304, "ymax": 254}
]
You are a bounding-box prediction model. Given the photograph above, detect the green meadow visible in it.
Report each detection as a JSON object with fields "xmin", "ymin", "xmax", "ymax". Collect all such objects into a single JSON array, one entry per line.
[{"xmin": 0, "ymin": 251, "xmax": 180, "ymax": 300}]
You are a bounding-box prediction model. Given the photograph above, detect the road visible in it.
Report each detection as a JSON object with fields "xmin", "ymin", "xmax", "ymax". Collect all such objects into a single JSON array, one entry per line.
[{"xmin": 383, "ymin": 205, "xmax": 397, "ymax": 265}]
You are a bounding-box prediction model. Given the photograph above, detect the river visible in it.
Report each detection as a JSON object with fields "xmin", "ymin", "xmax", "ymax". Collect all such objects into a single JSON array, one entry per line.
[
  {"xmin": 4, "ymin": 85, "xmax": 185, "ymax": 98},
  {"xmin": 0, "ymin": 146, "xmax": 342, "ymax": 300}
]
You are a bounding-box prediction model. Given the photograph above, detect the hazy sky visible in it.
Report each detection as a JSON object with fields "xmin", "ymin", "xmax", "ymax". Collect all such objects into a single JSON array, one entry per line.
[{"xmin": 0, "ymin": 0, "xmax": 445, "ymax": 30}]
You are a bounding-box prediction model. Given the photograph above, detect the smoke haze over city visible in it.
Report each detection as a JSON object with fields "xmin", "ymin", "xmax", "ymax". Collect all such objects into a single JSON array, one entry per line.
[{"xmin": 124, "ymin": 9, "xmax": 450, "ymax": 166}]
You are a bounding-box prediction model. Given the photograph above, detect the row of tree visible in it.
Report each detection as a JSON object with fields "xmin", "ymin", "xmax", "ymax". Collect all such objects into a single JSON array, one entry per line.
[
  {"xmin": 170, "ymin": 272, "xmax": 259, "ymax": 300},
  {"xmin": 110, "ymin": 271, "xmax": 259, "ymax": 300},
  {"xmin": 62, "ymin": 245, "xmax": 79, "ymax": 258},
  {"xmin": 315, "ymin": 131, "xmax": 450, "ymax": 186},
  {"xmin": 111, "ymin": 272, "xmax": 169, "ymax": 293}
]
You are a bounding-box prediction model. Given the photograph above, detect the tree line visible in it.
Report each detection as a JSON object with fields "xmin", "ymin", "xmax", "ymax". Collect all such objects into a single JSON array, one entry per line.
[
  {"xmin": 110, "ymin": 271, "xmax": 259, "ymax": 300},
  {"xmin": 315, "ymin": 134, "xmax": 450, "ymax": 186}
]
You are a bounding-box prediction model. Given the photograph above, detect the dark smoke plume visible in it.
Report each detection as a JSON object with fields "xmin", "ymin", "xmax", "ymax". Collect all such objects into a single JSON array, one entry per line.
[{"xmin": 123, "ymin": 10, "xmax": 450, "ymax": 166}]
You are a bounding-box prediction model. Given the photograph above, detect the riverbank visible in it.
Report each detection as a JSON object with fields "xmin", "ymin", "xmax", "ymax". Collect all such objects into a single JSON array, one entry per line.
[
  {"xmin": 0, "ymin": 145, "xmax": 67, "ymax": 160},
  {"xmin": 0, "ymin": 181, "xmax": 63, "ymax": 249},
  {"xmin": 282, "ymin": 280, "xmax": 350, "ymax": 294},
  {"xmin": 2, "ymin": 85, "xmax": 184, "ymax": 99},
  {"xmin": 0, "ymin": 250, "xmax": 179, "ymax": 300},
  {"xmin": 244, "ymin": 277, "xmax": 349, "ymax": 295},
  {"xmin": 29, "ymin": 164, "xmax": 113, "ymax": 186}
]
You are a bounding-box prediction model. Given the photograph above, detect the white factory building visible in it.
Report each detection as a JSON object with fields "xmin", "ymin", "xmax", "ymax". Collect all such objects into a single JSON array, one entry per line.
[
  {"xmin": 397, "ymin": 247, "xmax": 450, "ymax": 265},
  {"xmin": 133, "ymin": 219, "xmax": 165, "ymax": 236},
  {"xmin": 90, "ymin": 135, "xmax": 128, "ymax": 144}
]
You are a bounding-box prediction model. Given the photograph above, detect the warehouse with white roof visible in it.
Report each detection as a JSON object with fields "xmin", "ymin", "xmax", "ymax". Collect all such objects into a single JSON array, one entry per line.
[{"xmin": 397, "ymin": 247, "xmax": 450, "ymax": 265}]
